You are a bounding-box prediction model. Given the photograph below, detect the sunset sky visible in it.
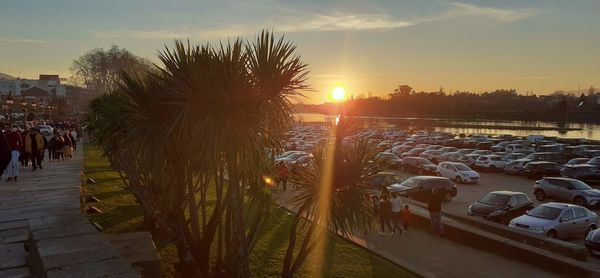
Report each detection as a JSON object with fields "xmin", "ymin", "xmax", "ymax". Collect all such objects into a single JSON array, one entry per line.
[{"xmin": 1, "ymin": 0, "xmax": 599, "ymax": 103}]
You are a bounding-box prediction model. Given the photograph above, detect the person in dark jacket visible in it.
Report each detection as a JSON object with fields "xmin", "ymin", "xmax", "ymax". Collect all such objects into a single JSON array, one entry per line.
[
  {"xmin": 48, "ymin": 135, "xmax": 57, "ymax": 161},
  {"xmin": 20, "ymin": 129, "xmax": 29, "ymax": 167},
  {"xmin": 54, "ymin": 132, "xmax": 64, "ymax": 161},
  {"xmin": 378, "ymin": 194, "xmax": 393, "ymax": 235},
  {"xmin": 428, "ymin": 189, "xmax": 445, "ymax": 237},
  {"xmin": 0, "ymin": 132, "xmax": 12, "ymax": 179},
  {"xmin": 5, "ymin": 125, "xmax": 22, "ymax": 181}
]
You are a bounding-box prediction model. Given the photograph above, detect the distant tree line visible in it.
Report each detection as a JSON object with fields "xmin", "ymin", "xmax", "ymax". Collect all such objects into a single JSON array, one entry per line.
[{"xmin": 296, "ymin": 85, "xmax": 600, "ymax": 122}]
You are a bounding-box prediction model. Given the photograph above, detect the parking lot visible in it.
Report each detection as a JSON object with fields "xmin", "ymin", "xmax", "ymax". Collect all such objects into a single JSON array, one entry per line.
[{"xmin": 393, "ymin": 167, "xmax": 600, "ymax": 262}]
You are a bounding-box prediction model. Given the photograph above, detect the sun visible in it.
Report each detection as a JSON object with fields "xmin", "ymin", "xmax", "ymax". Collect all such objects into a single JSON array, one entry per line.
[{"xmin": 331, "ymin": 86, "xmax": 346, "ymax": 102}]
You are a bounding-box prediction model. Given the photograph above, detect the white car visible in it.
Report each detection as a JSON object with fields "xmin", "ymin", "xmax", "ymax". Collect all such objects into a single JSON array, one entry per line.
[
  {"xmin": 437, "ymin": 162, "xmax": 480, "ymax": 184},
  {"xmin": 504, "ymin": 153, "xmax": 527, "ymax": 162},
  {"xmin": 475, "ymin": 155, "xmax": 506, "ymax": 171}
]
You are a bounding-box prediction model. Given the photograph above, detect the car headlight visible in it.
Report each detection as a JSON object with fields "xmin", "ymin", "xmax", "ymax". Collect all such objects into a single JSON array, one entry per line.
[{"xmin": 530, "ymin": 226, "xmax": 545, "ymax": 232}]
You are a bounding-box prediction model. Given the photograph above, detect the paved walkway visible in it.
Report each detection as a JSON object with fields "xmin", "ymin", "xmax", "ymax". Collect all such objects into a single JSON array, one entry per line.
[
  {"xmin": 276, "ymin": 189, "xmax": 559, "ymax": 278},
  {"xmin": 0, "ymin": 145, "xmax": 138, "ymax": 277}
]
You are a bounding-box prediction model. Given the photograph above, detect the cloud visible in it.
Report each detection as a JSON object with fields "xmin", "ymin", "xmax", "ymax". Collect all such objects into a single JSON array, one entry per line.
[
  {"xmin": 279, "ymin": 13, "xmax": 414, "ymax": 32},
  {"xmin": 89, "ymin": 2, "xmax": 541, "ymax": 40},
  {"xmin": 0, "ymin": 38, "xmax": 46, "ymax": 44},
  {"xmin": 448, "ymin": 2, "xmax": 540, "ymax": 22}
]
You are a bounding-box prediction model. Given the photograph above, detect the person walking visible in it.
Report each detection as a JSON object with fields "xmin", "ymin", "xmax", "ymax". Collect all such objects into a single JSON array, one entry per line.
[
  {"xmin": 54, "ymin": 132, "xmax": 64, "ymax": 161},
  {"xmin": 278, "ymin": 161, "xmax": 289, "ymax": 190},
  {"xmin": 20, "ymin": 129, "xmax": 29, "ymax": 168},
  {"xmin": 390, "ymin": 192, "xmax": 404, "ymax": 235},
  {"xmin": 63, "ymin": 131, "xmax": 73, "ymax": 159},
  {"xmin": 401, "ymin": 205, "xmax": 412, "ymax": 231},
  {"xmin": 25, "ymin": 128, "xmax": 44, "ymax": 171},
  {"xmin": 5, "ymin": 125, "xmax": 22, "ymax": 182},
  {"xmin": 0, "ymin": 131, "xmax": 11, "ymax": 180},
  {"xmin": 378, "ymin": 194, "xmax": 393, "ymax": 235},
  {"xmin": 428, "ymin": 189, "xmax": 445, "ymax": 237},
  {"xmin": 47, "ymin": 134, "xmax": 57, "ymax": 161},
  {"xmin": 68, "ymin": 130, "xmax": 76, "ymax": 152}
]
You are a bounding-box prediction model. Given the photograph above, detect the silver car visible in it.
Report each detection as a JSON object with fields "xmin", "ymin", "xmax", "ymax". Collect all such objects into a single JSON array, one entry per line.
[
  {"xmin": 509, "ymin": 203, "xmax": 598, "ymax": 239},
  {"xmin": 533, "ymin": 177, "xmax": 600, "ymax": 207}
]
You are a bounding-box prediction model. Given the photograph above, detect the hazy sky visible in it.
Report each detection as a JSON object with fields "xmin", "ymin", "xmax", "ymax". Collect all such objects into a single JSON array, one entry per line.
[{"xmin": 1, "ymin": 0, "xmax": 599, "ymax": 103}]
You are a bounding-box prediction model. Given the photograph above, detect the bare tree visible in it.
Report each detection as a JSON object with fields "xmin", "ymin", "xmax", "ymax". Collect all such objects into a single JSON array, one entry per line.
[{"xmin": 70, "ymin": 45, "xmax": 154, "ymax": 95}]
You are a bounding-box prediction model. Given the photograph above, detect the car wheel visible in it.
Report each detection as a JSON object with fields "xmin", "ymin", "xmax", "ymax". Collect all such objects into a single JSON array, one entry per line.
[
  {"xmin": 442, "ymin": 191, "xmax": 452, "ymax": 202},
  {"xmin": 455, "ymin": 176, "xmax": 463, "ymax": 184},
  {"xmin": 586, "ymin": 225, "xmax": 597, "ymax": 237},
  {"xmin": 574, "ymin": 196, "xmax": 588, "ymax": 207},
  {"xmin": 546, "ymin": 229, "xmax": 557, "ymax": 238},
  {"xmin": 534, "ymin": 190, "xmax": 546, "ymax": 201}
]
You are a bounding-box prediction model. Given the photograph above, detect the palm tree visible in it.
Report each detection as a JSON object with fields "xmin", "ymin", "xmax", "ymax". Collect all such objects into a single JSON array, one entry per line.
[
  {"xmin": 87, "ymin": 31, "xmax": 309, "ymax": 277},
  {"xmin": 282, "ymin": 116, "xmax": 385, "ymax": 277}
]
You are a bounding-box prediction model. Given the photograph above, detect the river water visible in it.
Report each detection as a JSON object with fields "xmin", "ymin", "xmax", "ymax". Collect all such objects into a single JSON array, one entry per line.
[{"xmin": 295, "ymin": 113, "xmax": 600, "ymax": 140}]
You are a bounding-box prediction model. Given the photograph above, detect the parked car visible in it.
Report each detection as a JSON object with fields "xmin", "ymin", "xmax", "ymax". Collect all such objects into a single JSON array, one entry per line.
[
  {"xmin": 523, "ymin": 161, "xmax": 561, "ymax": 179},
  {"xmin": 524, "ymin": 152, "xmax": 568, "ymax": 164},
  {"xmin": 471, "ymin": 150, "xmax": 493, "ymax": 156},
  {"xmin": 468, "ymin": 191, "xmax": 534, "ymax": 224},
  {"xmin": 534, "ymin": 177, "xmax": 600, "ymax": 207},
  {"xmin": 588, "ymin": 157, "xmax": 600, "ymax": 168},
  {"xmin": 503, "ymin": 160, "xmax": 529, "ymax": 175},
  {"xmin": 585, "ymin": 228, "xmax": 600, "ymax": 253},
  {"xmin": 460, "ymin": 153, "xmax": 481, "ymax": 167},
  {"xmin": 374, "ymin": 152, "xmax": 402, "ymax": 169},
  {"xmin": 425, "ymin": 145, "xmax": 443, "ymax": 151},
  {"xmin": 419, "ymin": 150, "xmax": 440, "ymax": 161},
  {"xmin": 491, "ymin": 142, "xmax": 511, "ymax": 152},
  {"xmin": 509, "ymin": 203, "xmax": 598, "ymax": 239},
  {"xmin": 564, "ymin": 158, "xmax": 592, "ymax": 167},
  {"xmin": 506, "ymin": 144, "xmax": 533, "ymax": 153},
  {"xmin": 536, "ymin": 144, "xmax": 565, "ymax": 153},
  {"xmin": 388, "ymin": 176, "xmax": 458, "ymax": 202},
  {"xmin": 434, "ymin": 147, "xmax": 459, "ymax": 162},
  {"xmin": 560, "ymin": 165, "xmax": 600, "ymax": 185},
  {"xmin": 475, "ymin": 155, "xmax": 506, "ymax": 171},
  {"xmin": 401, "ymin": 157, "xmax": 438, "ymax": 175},
  {"xmin": 400, "ymin": 147, "xmax": 425, "ymax": 159},
  {"xmin": 368, "ymin": 172, "xmax": 405, "ymax": 192},
  {"xmin": 585, "ymin": 150, "xmax": 600, "ymax": 158},
  {"xmin": 437, "ymin": 162, "xmax": 480, "ymax": 184},
  {"xmin": 504, "ymin": 153, "xmax": 527, "ymax": 162}
]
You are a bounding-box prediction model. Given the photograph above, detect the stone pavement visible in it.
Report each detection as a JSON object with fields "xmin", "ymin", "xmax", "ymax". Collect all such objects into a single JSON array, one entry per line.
[
  {"xmin": 0, "ymin": 145, "xmax": 138, "ymax": 278},
  {"xmin": 276, "ymin": 188, "xmax": 560, "ymax": 278}
]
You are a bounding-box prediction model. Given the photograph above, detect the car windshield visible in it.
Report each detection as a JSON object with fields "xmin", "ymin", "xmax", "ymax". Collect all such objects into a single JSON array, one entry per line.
[
  {"xmin": 398, "ymin": 178, "xmax": 421, "ymax": 188},
  {"xmin": 570, "ymin": 180, "xmax": 592, "ymax": 190},
  {"xmin": 526, "ymin": 205, "xmax": 562, "ymax": 220},
  {"xmin": 478, "ymin": 193, "xmax": 510, "ymax": 206},
  {"xmin": 589, "ymin": 158, "xmax": 600, "ymax": 165},
  {"xmin": 455, "ymin": 164, "xmax": 471, "ymax": 171}
]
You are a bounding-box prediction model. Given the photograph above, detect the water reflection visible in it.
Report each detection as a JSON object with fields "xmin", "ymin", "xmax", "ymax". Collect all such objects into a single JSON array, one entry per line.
[{"xmin": 295, "ymin": 113, "xmax": 600, "ymax": 140}]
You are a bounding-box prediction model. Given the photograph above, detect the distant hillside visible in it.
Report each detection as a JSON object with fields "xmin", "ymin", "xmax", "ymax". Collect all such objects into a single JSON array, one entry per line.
[{"xmin": 0, "ymin": 73, "xmax": 16, "ymax": 80}]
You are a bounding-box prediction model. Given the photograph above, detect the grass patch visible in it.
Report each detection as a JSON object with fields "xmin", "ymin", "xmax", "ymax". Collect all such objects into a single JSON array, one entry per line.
[{"xmin": 83, "ymin": 144, "xmax": 415, "ymax": 277}]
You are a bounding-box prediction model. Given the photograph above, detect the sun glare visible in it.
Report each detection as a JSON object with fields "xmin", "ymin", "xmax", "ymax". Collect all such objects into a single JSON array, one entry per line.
[{"xmin": 331, "ymin": 86, "xmax": 346, "ymax": 102}]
